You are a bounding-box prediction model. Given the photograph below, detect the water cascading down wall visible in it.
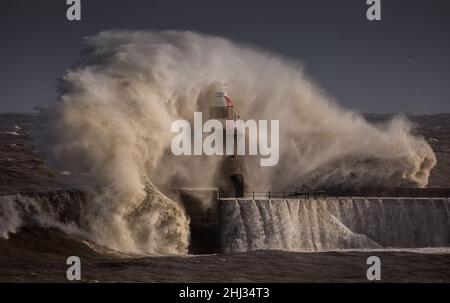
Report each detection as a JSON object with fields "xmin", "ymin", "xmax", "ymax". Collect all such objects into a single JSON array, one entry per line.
[{"xmin": 219, "ymin": 198, "xmax": 450, "ymax": 253}]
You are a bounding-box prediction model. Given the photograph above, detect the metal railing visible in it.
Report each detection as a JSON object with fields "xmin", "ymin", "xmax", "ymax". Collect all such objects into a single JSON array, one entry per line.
[
  {"xmin": 217, "ymin": 188, "xmax": 450, "ymax": 200},
  {"xmin": 217, "ymin": 191, "xmax": 327, "ymax": 200}
]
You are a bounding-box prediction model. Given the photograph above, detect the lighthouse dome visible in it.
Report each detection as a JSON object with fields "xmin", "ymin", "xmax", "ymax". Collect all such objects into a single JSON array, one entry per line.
[{"xmin": 214, "ymin": 90, "xmax": 234, "ymax": 108}]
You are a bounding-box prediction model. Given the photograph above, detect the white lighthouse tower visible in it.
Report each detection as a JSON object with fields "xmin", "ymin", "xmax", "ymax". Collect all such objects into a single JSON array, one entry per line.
[{"xmin": 208, "ymin": 83, "xmax": 244, "ymax": 197}]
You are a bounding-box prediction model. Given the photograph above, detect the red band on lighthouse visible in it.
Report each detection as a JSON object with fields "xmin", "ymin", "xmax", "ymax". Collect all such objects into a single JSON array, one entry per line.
[{"xmin": 224, "ymin": 96, "xmax": 234, "ymax": 107}]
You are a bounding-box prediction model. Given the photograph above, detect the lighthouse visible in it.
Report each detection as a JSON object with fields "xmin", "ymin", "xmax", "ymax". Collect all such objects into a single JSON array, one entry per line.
[
  {"xmin": 209, "ymin": 84, "xmax": 239, "ymax": 122},
  {"xmin": 209, "ymin": 84, "xmax": 245, "ymax": 198}
]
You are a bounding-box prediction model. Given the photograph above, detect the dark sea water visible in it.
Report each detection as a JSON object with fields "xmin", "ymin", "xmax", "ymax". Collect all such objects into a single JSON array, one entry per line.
[{"xmin": 1, "ymin": 113, "xmax": 450, "ymax": 282}]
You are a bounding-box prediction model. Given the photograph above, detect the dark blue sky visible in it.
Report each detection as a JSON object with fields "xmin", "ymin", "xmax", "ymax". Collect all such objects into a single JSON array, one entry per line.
[{"xmin": 0, "ymin": 0, "xmax": 449, "ymax": 113}]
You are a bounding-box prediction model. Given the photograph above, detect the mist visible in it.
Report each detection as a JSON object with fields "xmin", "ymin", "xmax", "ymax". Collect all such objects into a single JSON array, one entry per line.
[{"xmin": 44, "ymin": 30, "xmax": 436, "ymax": 254}]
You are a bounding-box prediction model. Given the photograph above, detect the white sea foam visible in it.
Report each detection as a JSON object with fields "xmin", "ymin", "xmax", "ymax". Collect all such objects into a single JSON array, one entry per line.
[{"xmin": 39, "ymin": 30, "xmax": 436, "ymax": 254}]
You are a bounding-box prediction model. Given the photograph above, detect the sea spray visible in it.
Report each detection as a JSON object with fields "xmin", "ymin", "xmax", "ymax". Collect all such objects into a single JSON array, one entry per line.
[
  {"xmin": 41, "ymin": 30, "xmax": 436, "ymax": 254},
  {"xmin": 220, "ymin": 198, "xmax": 450, "ymax": 253}
]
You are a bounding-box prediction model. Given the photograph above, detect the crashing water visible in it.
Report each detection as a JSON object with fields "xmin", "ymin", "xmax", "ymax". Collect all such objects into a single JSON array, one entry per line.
[
  {"xmin": 0, "ymin": 188, "xmax": 190, "ymax": 255},
  {"xmin": 0, "ymin": 190, "xmax": 88, "ymax": 239},
  {"xmin": 40, "ymin": 30, "xmax": 436, "ymax": 254},
  {"xmin": 219, "ymin": 198, "xmax": 450, "ymax": 253}
]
